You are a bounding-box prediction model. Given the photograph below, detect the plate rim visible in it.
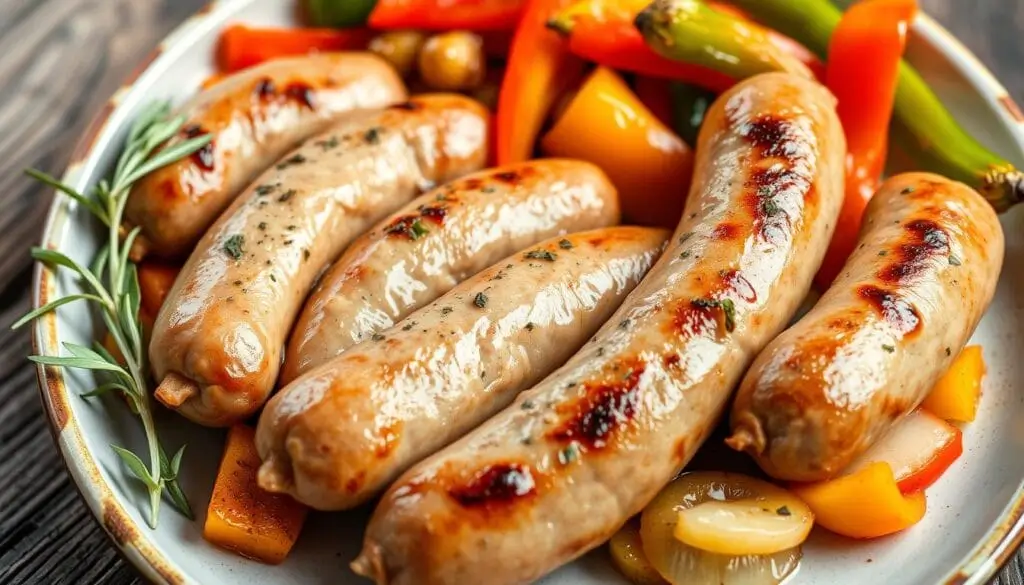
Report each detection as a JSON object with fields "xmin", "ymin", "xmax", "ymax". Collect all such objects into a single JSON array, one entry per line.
[{"xmin": 28, "ymin": 2, "xmax": 1024, "ymax": 585}]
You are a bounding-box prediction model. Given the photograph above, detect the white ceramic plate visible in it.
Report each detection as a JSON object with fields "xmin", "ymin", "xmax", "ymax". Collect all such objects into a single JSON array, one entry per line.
[{"xmin": 31, "ymin": 1, "xmax": 1024, "ymax": 584}]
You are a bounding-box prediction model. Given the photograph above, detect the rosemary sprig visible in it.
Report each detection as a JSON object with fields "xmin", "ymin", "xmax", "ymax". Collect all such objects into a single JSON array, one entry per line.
[{"xmin": 15, "ymin": 101, "xmax": 211, "ymax": 528}]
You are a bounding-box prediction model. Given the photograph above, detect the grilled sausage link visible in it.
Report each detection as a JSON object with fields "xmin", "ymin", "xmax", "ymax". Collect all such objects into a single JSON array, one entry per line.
[
  {"xmin": 149, "ymin": 94, "xmax": 489, "ymax": 427},
  {"xmin": 257, "ymin": 227, "xmax": 668, "ymax": 510},
  {"xmin": 280, "ymin": 159, "xmax": 621, "ymax": 384},
  {"xmin": 352, "ymin": 71, "xmax": 846, "ymax": 585},
  {"xmin": 727, "ymin": 172, "xmax": 1003, "ymax": 481},
  {"xmin": 126, "ymin": 53, "xmax": 407, "ymax": 260}
]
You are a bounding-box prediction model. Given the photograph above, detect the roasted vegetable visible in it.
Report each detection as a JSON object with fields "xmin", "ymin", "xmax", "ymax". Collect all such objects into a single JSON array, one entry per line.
[
  {"xmin": 368, "ymin": 30, "xmax": 427, "ymax": 77},
  {"xmin": 203, "ymin": 425, "xmax": 308, "ymax": 564},
  {"xmin": 722, "ymin": 0, "xmax": 1024, "ymax": 211},
  {"xmin": 217, "ymin": 26, "xmax": 374, "ymax": 72},
  {"xmin": 541, "ymin": 67, "xmax": 693, "ymax": 227},
  {"xmin": 496, "ymin": 0, "xmax": 584, "ymax": 163},
  {"xmin": 635, "ymin": 0, "xmax": 814, "ymax": 80},
  {"xmin": 547, "ymin": 0, "xmax": 734, "ymax": 92},
  {"xmin": 303, "ymin": 0, "xmax": 376, "ymax": 28},
  {"xmin": 791, "ymin": 461, "xmax": 926, "ymax": 539},
  {"xmin": 668, "ymin": 82, "xmax": 716, "ymax": 146},
  {"xmin": 922, "ymin": 345, "xmax": 986, "ymax": 422},
  {"xmin": 418, "ymin": 32, "xmax": 487, "ymax": 90},
  {"xmin": 815, "ymin": 0, "xmax": 917, "ymax": 288},
  {"xmin": 369, "ymin": 0, "xmax": 526, "ymax": 30},
  {"xmin": 640, "ymin": 472, "xmax": 806, "ymax": 585}
]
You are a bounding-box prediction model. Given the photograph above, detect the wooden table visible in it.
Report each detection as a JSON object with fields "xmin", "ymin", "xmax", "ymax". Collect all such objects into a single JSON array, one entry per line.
[{"xmin": 0, "ymin": 0, "xmax": 1022, "ymax": 583}]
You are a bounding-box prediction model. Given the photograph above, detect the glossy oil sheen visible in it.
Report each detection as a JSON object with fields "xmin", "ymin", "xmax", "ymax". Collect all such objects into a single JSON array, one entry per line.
[{"xmin": 33, "ymin": 0, "xmax": 1024, "ymax": 584}]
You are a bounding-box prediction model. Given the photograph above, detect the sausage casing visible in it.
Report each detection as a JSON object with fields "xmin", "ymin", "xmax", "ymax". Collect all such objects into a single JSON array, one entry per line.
[
  {"xmin": 280, "ymin": 159, "xmax": 621, "ymax": 383},
  {"xmin": 126, "ymin": 53, "xmax": 406, "ymax": 259},
  {"xmin": 727, "ymin": 172, "xmax": 1003, "ymax": 481},
  {"xmin": 149, "ymin": 94, "xmax": 489, "ymax": 427},
  {"xmin": 352, "ymin": 72, "xmax": 846, "ymax": 585},
  {"xmin": 257, "ymin": 227, "xmax": 668, "ymax": 510}
]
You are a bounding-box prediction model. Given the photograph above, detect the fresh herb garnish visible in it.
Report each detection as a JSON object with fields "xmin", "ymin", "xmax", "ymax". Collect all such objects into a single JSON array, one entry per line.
[
  {"xmin": 776, "ymin": 506, "xmax": 791, "ymax": 516},
  {"xmin": 364, "ymin": 127, "xmax": 381, "ymax": 144},
  {"xmin": 524, "ymin": 249, "xmax": 557, "ymax": 262},
  {"xmin": 558, "ymin": 443, "xmax": 580, "ymax": 464},
  {"xmin": 441, "ymin": 306, "xmax": 454, "ymax": 316},
  {"xmin": 949, "ymin": 254, "xmax": 962, "ymax": 266},
  {"xmin": 277, "ymin": 189, "xmax": 296, "ymax": 202},
  {"xmin": 473, "ymin": 292, "xmax": 488, "ymax": 308},
  {"xmin": 410, "ymin": 219, "xmax": 429, "ymax": 240},
  {"xmin": 223, "ymin": 234, "xmax": 245, "ymax": 259},
  {"xmin": 558, "ymin": 239, "xmax": 574, "ymax": 250},
  {"xmin": 255, "ymin": 184, "xmax": 276, "ymax": 196},
  {"xmin": 692, "ymin": 297, "xmax": 736, "ymax": 332},
  {"xmin": 525, "ymin": 322, "xmax": 535, "ymax": 331},
  {"xmin": 16, "ymin": 101, "xmax": 204, "ymax": 528},
  {"xmin": 901, "ymin": 186, "xmax": 916, "ymax": 195},
  {"xmin": 315, "ymin": 136, "xmax": 339, "ymax": 151},
  {"xmin": 371, "ymin": 333, "xmax": 386, "ymax": 342},
  {"xmin": 882, "ymin": 344, "xmax": 895, "ymax": 353},
  {"xmin": 276, "ymin": 153, "xmax": 307, "ymax": 169}
]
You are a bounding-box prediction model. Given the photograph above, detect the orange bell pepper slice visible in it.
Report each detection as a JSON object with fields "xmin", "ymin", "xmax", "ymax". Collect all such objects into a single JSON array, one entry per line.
[
  {"xmin": 541, "ymin": 67, "xmax": 694, "ymax": 228},
  {"xmin": 791, "ymin": 461, "xmax": 926, "ymax": 539},
  {"xmin": 814, "ymin": 0, "xmax": 918, "ymax": 289},
  {"xmin": 923, "ymin": 345, "xmax": 986, "ymax": 422},
  {"xmin": 369, "ymin": 0, "xmax": 526, "ymax": 30},
  {"xmin": 217, "ymin": 25, "xmax": 375, "ymax": 73},
  {"xmin": 204, "ymin": 425, "xmax": 308, "ymax": 564},
  {"xmin": 496, "ymin": 0, "xmax": 583, "ymax": 164}
]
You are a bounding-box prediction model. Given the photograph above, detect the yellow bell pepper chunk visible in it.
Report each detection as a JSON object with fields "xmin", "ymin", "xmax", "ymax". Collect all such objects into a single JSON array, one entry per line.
[
  {"xmin": 203, "ymin": 425, "xmax": 308, "ymax": 564},
  {"xmin": 540, "ymin": 66, "xmax": 694, "ymax": 229},
  {"xmin": 790, "ymin": 462, "xmax": 926, "ymax": 539},
  {"xmin": 921, "ymin": 345, "xmax": 985, "ymax": 422}
]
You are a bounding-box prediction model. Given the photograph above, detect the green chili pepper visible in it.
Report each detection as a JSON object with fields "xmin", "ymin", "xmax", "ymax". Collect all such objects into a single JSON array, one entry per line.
[
  {"xmin": 718, "ymin": 0, "xmax": 1023, "ymax": 211},
  {"xmin": 304, "ymin": 0, "xmax": 376, "ymax": 28},
  {"xmin": 670, "ymin": 83, "xmax": 717, "ymax": 146},
  {"xmin": 636, "ymin": 0, "xmax": 814, "ymax": 80}
]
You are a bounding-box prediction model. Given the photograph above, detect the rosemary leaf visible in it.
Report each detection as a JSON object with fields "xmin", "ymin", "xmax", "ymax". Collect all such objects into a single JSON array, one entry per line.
[
  {"xmin": 24, "ymin": 169, "xmax": 109, "ymax": 224},
  {"xmin": 29, "ymin": 354, "xmax": 125, "ymax": 373},
  {"xmin": 11, "ymin": 294, "xmax": 104, "ymax": 330},
  {"xmin": 112, "ymin": 445, "xmax": 158, "ymax": 489}
]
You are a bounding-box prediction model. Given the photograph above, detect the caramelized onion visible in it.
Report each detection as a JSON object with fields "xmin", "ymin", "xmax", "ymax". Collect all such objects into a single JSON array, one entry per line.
[{"xmin": 640, "ymin": 471, "xmax": 809, "ymax": 585}]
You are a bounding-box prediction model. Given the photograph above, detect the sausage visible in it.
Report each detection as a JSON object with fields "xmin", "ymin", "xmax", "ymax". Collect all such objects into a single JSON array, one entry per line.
[
  {"xmin": 125, "ymin": 53, "xmax": 407, "ymax": 260},
  {"xmin": 257, "ymin": 226, "xmax": 669, "ymax": 510},
  {"xmin": 726, "ymin": 172, "xmax": 1003, "ymax": 481},
  {"xmin": 351, "ymin": 71, "xmax": 846, "ymax": 585},
  {"xmin": 149, "ymin": 94, "xmax": 489, "ymax": 427},
  {"xmin": 280, "ymin": 159, "xmax": 621, "ymax": 384}
]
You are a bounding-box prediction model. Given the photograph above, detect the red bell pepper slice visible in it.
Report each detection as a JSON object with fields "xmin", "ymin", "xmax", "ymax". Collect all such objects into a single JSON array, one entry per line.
[
  {"xmin": 496, "ymin": 0, "xmax": 583, "ymax": 164},
  {"xmin": 217, "ymin": 25, "xmax": 375, "ymax": 73},
  {"xmin": 369, "ymin": 0, "xmax": 526, "ymax": 31},
  {"xmin": 815, "ymin": 0, "xmax": 918, "ymax": 289}
]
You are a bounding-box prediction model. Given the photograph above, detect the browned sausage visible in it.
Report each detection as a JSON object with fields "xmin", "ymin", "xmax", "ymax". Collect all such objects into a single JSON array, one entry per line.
[
  {"xmin": 351, "ymin": 71, "xmax": 846, "ymax": 585},
  {"xmin": 125, "ymin": 53, "xmax": 406, "ymax": 260},
  {"xmin": 258, "ymin": 227, "xmax": 667, "ymax": 510},
  {"xmin": 280, "ymin": 159, "xmax": 621, "ymax": 384},
  {"xmin": 727, "ymin": 172, "xmax": 1003, "ymax": 481},
  {"xmin": 149, "ymin": 95, "xmax": 489, "ymax": 427}
]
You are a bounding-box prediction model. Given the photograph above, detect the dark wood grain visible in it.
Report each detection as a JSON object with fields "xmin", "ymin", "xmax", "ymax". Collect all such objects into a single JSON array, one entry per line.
[{"xmin": 0, "ymin": 0, "xmax": 1020, "ymax": 584}]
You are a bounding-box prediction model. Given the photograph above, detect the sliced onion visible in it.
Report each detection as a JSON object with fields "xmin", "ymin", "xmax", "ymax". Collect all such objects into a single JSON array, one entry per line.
[
  {"xmin": 609, "ymin": 518, "xmax": 668, "ymax": 585},
  {"xmin": 640, "ymin": 471, "xmax": 806, "ymax": 585}
]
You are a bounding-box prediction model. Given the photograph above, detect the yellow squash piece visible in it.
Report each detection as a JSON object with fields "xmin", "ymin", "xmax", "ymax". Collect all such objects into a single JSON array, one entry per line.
[{"xmin": 203, "ymin": 425, "xmax": 308, "ymax": 564}]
